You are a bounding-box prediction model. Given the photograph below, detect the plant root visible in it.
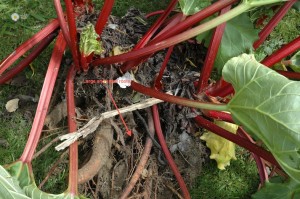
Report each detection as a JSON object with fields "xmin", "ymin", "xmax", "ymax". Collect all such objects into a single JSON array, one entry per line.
[{"xmin": 77, "ymin": 123, "xmax": 113, "ymax": 184}]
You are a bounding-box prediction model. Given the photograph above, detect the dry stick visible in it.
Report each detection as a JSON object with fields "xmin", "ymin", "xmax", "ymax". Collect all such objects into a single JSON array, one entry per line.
[
  {"xmin": 119, "ymin": 109, "xmax": 154, "ymax": 199},
  {"xmin": 55, "ymin": 97, "xmax": 166, "ymax": 151},
  {"xmin": 33, "ymin": 136, "xmax": 60, "ymax": 159},
  {"xmin": 38, "ymin": 150, "xmax": 68, "ymax": 189}
]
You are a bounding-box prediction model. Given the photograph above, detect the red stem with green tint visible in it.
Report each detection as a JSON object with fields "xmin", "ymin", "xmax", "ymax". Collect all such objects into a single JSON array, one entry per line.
[
  {"xmin": 194, "ymin": 115, "xmax": 280, "ymax": 168},
  {"xmin": 20, "ymin": 32, "xmax": 67, "ymax": 163},
  {"xmin": 253, "ymin": 0, "xmax": 297, "ymax": 49},
  {"xmin": 150, "ymin": 0, "xmax": 237, "ymax": 44},
  {"xmin": 131, "ymin": 81, "xmax": 228, "ymax": 111},
  {"xmin": 197, "ymin": 5, "xmax": 231, "ymax": 93},
  {"xmin": 66, "ymin": 64, "xmax": 79, "ymax": 195},
  {"xmin": 152, "ymin": 105, "xmax": 191, "ymax": 199},
  {"xmin": 0, "ymin": 19, "xmax": 59, "ymax": 75},
  {"xmin": 0, "ymin": 33, "xmax": 56, "ymax": 84}
]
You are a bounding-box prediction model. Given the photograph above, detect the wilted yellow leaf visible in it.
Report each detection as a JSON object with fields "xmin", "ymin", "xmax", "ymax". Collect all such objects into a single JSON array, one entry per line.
[{"xmin": 200, "ymin": 120, "xmax": 238, "ymax": 170}]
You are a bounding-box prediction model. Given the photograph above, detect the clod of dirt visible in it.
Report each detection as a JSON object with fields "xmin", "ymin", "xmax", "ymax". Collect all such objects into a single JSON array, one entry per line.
[{"xmin": 44, "ymin": 101, "xmax": 67, "ymax": 129}]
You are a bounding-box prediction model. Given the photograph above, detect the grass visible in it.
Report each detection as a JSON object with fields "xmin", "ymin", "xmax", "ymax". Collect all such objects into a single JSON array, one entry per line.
[{"xmin": 191, "ymin": 147, "xmax": 260, "ymax": 199}]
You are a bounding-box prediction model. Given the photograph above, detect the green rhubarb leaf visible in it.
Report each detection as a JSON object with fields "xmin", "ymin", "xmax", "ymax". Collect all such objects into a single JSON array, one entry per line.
[
  {"xmin": 252, "ymin": 178, "xmax": 300, "ymax": 199},
  {"xmin": 290, "ymin": 51, "xmax": 300, "ymax": 72},
  {"xmin": 214, "ymin": 13, "xmax": 259, "ymax": 73},
  {"xmin": 79, "ymin": 23, "xmax": 103, "ymax": 57},
  {"xmin": 4, "ymin": 161, "xmax": 86, "ymax": 199},
  {"xmin": 0, "ymin": 165, "xmax": 30, "ymax": 199},
  {"xmin": 223, "ymin": 54, "xmax": 300, "ymax": 183},
  {"xmin": 178, "ymin": 0, "xmax": 211, "ymax": 16}
]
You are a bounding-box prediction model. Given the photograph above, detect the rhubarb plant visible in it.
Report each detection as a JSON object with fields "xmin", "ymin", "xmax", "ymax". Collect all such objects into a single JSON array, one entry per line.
[{"xmin": 0, "ymin": 0, "xmax": 299, "ymax": 198}]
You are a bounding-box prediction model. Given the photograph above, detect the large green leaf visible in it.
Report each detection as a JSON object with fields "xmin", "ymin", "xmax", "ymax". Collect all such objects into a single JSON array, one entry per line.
[
  {"xmin": 252, "ymin": 178, "xmax": 300, "ymax": 199},
  {"xmin": 178, "ymin": 0, "xmax": 210, "ymax": 16},
  {"xmin": 4, "ymin": 161, "xmax": 86, "ymax": 199},
  {"xmin": 0, "ymin": 165, "xmax": 30, "ymax": 199},
  {"xmin": 223, "ymin": 54, "xmax": 300, "ymax": 182}
]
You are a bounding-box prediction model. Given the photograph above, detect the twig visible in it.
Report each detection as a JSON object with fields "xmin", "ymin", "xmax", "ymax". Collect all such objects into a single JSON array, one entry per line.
[
  {"xmin": 33, "ymin": 136, "xmax": 60, "ymax": 159},
  {"xmin": 55, "ymin": 97, "xmax": 166, "ymax": 151}
]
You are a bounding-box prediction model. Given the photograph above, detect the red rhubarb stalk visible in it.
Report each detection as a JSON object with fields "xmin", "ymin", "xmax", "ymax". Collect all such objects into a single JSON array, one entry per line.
[
  {"xmin": 262, "ymin": 36, "xmax": 300, "ymax": 66},
  {"xmin": 197, "ymin": 5, "xmax": 231, "ymax": 92},
  {"xmin": 202, "ymin": 110, "xmax": 234, "ymax": 123},
  {"xmin": 145, "ymin": 10, "xmax": 165, "ymax": 18},
  {"xmin": 152, "ymin": 105, "xmax": 191, "ymax": 199},
  {"xmin": 131, "ymin": 81, "xmax": 227, "ymax": 111},
  {"xmin": 154, "ymin": 46, "xmax": 174, "ymax": 89},
  {"xmin": 95, "ymin": 0, "xmax": 115, "ymax": 35},
  {"xmin": 0, "ymin": 19, "xmax": 59, "ymax": 74},
  {"xmin": 276, "ymin": 70, "xmax": 300, "ymax": 80},
  {"xmin": 54, "ymin": 0, "xmax": 72, "ymax": 47},
  {"xmin": 0, "ymin": 33, "xmax": 56, "ymax": 84},
  {"xmin": 66, "ymin": 64, "xmax": 79, "ymax": 195},
  {"xmin": 64, "ymin": 0, "xmax": 81, "ymax": 70},
  {"xmin": 20, "ymin": 32, "xmax": 67, "ymax": 163},
  {"xmin": 253, "ymin": 0, "xmax": 297, "ymax": 49}
]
